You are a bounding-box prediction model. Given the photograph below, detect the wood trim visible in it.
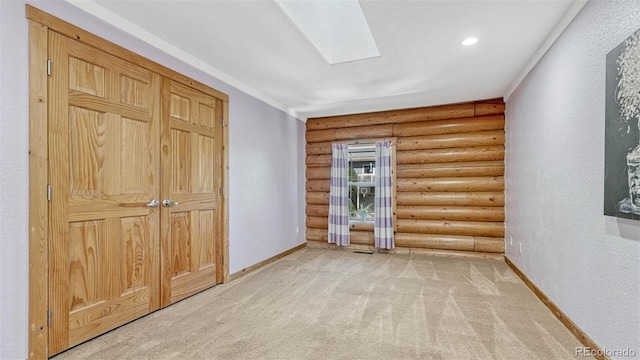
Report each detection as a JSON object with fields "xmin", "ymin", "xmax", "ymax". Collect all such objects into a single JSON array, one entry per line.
[
  {"xmin": 222, "ymin": 100, "xmax": 230, "ymax": 283},
  {"xmin": 47, "ymin": 27, "xmax": 71, "ymax": 356},
  {"xmin": 228, "ymin": 243, "xmax": 307, "ymax": 282},
  {"xmin": 159, "ymin": 77, "xmax": 172, "ymax": 308},
  {"xmin": 504, "ymin": 257, "xmax": 610, "ymax": 360},
  {"xmin": 25, "ymin": 5, "xmax": 228, "ymax": 102},
  {"xmin": 28, "ymin": 19, "xmax": 49, "ymax": 360}
]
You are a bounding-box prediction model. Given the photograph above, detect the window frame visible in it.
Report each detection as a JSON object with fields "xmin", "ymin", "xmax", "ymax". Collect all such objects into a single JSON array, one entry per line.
[{"xmin": 336, "ymin": 137, "xmax": 397, "ymax": 232}]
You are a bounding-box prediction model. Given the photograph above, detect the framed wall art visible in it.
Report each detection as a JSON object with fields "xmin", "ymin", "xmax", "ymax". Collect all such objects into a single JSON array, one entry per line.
[{"xmin": 605, "ymin": 28, "xmax": 640, "ymax": 219}]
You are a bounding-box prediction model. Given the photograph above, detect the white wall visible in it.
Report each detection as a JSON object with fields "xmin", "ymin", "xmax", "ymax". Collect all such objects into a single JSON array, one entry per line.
[
  {"xmin": 0, "ymin": 1, "xmax": 30, "ymax": 359},
  {"xmin": 0, "ymin": 1, "xmax": 306, "ymax": 358},
  {"xmin": 506, "ymin": 0, "xmax": 640, "ymax": 358}
]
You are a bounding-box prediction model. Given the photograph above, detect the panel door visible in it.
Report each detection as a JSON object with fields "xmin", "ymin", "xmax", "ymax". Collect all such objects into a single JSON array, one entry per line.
[
  {"xmin": 48, "ymin": 31, "xmax": 161, "ymax": 354},
  {"xmin": 160, "ymin": 79, "xmax": 222, "ymax": 306}
]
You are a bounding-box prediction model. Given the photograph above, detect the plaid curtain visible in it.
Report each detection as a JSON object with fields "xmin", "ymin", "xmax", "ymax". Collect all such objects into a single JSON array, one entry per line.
[
  {"xmin": 374, "ymin": 141, "xmax": 394, "ymax": 249},
  {"xmin": 328, "ymin": 143, "xmax": 350, "ymax": 246}
]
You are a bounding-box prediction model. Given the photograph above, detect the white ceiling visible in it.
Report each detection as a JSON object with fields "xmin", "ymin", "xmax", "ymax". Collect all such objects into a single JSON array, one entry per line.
[{"xmin": 68, "ymin": 0, "xmax": 586, "ymax": 120}]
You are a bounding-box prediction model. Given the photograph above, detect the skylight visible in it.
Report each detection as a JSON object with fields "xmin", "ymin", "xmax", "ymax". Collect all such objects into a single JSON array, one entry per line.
[
  {"xmin": 462, "ymin": 37, "xmax": 479, "ymax": 46},
  {"xmin": 274, "ymin": 0, "xmax": 380, "ymax": 65}
]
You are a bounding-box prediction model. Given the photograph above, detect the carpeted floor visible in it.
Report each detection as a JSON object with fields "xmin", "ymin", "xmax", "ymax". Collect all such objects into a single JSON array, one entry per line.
[{"xmin": 52, "ymin": 248, "xmax": 589, "ymax": 359}]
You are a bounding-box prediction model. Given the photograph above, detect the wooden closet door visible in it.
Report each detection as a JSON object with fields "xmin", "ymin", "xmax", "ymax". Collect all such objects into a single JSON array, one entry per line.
[
  {"xmin": 160, "ymin": 79, "xmax": 222, "ymax": 306},
  {"xmin": 48, "ymin": 32, "xmax": 161, "ymax": 354}
]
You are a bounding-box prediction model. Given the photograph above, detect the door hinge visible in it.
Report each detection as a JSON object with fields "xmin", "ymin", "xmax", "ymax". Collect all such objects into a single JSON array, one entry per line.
[
  {"xmin": 47, "ymin": 184, "xmax": 51, "ymax": 201},
  {"xmin": 47, "ymin": 59, "xmax": 51, "ymax": 76},
  {"xmin": 47, "ymin": 309, "xmax": 52, "ymax": 326},
  {"xmin": 221, "ymin": 117, "xmax": 224, "ymax": 128}
]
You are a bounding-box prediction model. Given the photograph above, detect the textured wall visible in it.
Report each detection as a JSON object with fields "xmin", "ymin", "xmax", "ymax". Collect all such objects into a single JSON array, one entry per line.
[
  {"xmin": 0, "ymin": 1, "xmax": 30, "ymax": 358},
  {"xmin": 505, "ymin": 0, "xmax": 640, "ymax": 356},
  {"xmin": 0, "ymin": 1, "xmax": 305, "ymax": 358},
  {"xmin": 305, "ymin": 100, "xmax": 505, "ymax": 254}
]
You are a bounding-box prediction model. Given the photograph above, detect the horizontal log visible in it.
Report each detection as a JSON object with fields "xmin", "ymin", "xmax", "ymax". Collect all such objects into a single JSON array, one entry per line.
[
  {"xmin": 306, "ymin": 191, "xmax": 329, "ymax": 205},
  {"xmin": 306, "ymin": 141, "xmax": 333, "ymax": 155},
  {"xmin": 306, "ymin": 216, "xmax": 328, "ymax": 229},
  {"xmin": 408, "ymin": 248, "xmax": 503, "ymax": 260},
  {"xmin": 396, "ymin": 176, "xmax": 504, "ymax": 192},
  {"xmin": 306, "ymin": 232, "xmax": 504, "ymax": 254},
  {"xmin": 306, "ymin": 128, "xmax": 336, "ymax": 143},
  {"xmin": 397, "ymin": 130, "xmax": 504, "ymax": 151},
  {"xmin": 305, "ymin": 228, "xmax": 375, "ymax": 245},
  {"xmin": 306, "ymin": 228, "xmax": 327, "ymax": 241},
  {"xmin": 306, "ymin": 243, "xmax": 503, "ymax": 257},
  {"xmin": 305, "ymin": 154, "xmax": 331, "ymax": 167},
  {"xmin": 306, "ymin": 103, "xmax": 476, "ymax": 130},
  {"xmin": 349, "ymin": 221, "xmax": 374, "ymax": 231},
  {"xmin": 394, "ymin": 233, "xmax": 475, "ymax": 251},
  {"xmin": 306, "ymin": 204, "xmax": 329, "ymax": 217},
  {"xmin": 307, "ymin": 124, "xmax": 393, "ymax": 143},
  {"xmin": 396, "ymin": 161, "xmax": 504, "ymax": 178},
  {"xmin": 474, "ymin": 237, "xmax": 505, "ymax": 253},
  {"xmin": 306, "ymin": 166, "xmax": 331, "ymax": 180},
  {"xmin": 475, "ymin": 99, "xmax": 505, "ymax": 116},
  {"xmin": 306, "ymin": 179, "xmax": 330, "ymax": 192},
  {"xmin": 303, "ymin": 220, "xmax": 377, "ymax": 231},
  {"xmin": 397, "ymin": 192, "xmax": 504, "ymax": 207},
  {"xmin": 305, "ymin": 239, "xmax": 329, "ymax": 248},
  {"xmin": 476, "ymin": 98, "xmax": 503, "ymax": 104},
  {"xmin": 393, "ymin": 115, "xmax": 504, "ymax": 137},
  {"xmin": 396, "ymin": 219, "xmax": 505, "ymax": 237},
  {"xmin": 396, "ymin": 206, "xmax": 504, "ymax": 222},
  {"xmin": 396, "ymin": 146, "xmax": 504, "ymax": 164},
  {"xmin": 334, "ymin": 124, "xmax": 393, "ymax": 141},
  {"xmin": 350, "ymin": 230, "xmax": 375, "ymax": 245}
]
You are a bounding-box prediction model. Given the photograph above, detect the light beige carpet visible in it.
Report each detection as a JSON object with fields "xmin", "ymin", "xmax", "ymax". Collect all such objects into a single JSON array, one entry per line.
[{"xmin": 53, "ymin": 248, "xmax": 589, "ymax": 359}]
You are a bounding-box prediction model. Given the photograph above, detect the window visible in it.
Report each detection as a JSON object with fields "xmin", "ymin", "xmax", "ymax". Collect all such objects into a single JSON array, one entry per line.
[
  {"xmin": 348, "ymin": 143, "xmax": 376, "ymax": 222},
  {"xmin": 341, "ymin": 138, "xmax": 396, "ymax": 232}
]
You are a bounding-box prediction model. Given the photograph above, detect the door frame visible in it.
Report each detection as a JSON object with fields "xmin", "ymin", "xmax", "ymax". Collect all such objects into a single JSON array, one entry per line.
[{"xmin": 27, "ymin": 5, "xmax": 229, "ymax": 358}]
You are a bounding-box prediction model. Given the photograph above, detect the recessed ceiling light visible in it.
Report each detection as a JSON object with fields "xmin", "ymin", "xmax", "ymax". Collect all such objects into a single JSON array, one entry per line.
[
  {"xmin": 274, "ymin": 0, "xmax": 380, "ymax": 65},
  {"xmin": 462, "ymin": 37, "xmax": 478, "ymax": 46}
]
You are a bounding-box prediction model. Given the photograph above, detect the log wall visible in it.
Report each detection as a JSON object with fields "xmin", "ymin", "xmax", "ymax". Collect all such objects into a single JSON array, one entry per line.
[{"xmin": 305, "ymin": 99, "xmax": 505, "ymax": 254}]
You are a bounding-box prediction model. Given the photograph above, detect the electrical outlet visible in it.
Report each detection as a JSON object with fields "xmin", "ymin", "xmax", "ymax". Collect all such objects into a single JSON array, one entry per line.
[
  {"xmin": 296, "ymin": 226, "xmax": 299, "ymax": 234},
  {"xmin": 510, "ymin": 236, "xmax": 513, "ymax": 246},
  {"xmin": 519, "ymin": 242, "xmax": 522, "ymax": 253}
]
